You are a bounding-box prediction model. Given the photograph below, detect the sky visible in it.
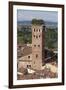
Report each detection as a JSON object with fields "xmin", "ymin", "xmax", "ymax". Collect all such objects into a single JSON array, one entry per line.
[{"xmin": 17, "ymin": 9, "xmax": 58, "ymax": 22}]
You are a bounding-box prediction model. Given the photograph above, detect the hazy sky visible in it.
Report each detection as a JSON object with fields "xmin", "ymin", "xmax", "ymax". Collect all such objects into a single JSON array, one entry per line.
[{"xmin": 17, "ymin": 9, "xmax": 58, "ymax": 22}]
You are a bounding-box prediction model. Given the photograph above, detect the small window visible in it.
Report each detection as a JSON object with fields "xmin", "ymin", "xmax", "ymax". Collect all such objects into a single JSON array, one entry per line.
[
  {"xmin": 36, "ymin": 36, "xmax": 38, "ymax": 38},
  {"xmin": 27, "ymin": 65, "xmax": 31, "ymax": 68},
  {"xmin": 36, "ymin": 54, "xmax": 38, "ymax": 58},
  {"xmin": 28, "ymin": 56, "xmax": 30, "ymax": 58},
  {"xmin": 34, "ymin": 45, "xmax": 36, "ymax": 47},
  {"xmin": 38, "ymin": 45, "xmax": 40, "ymax": 47},
  {"xmin": 36, "ymin": 29, "xmax": 38, "ymax": 32},
  {"xmin": 39, "ymin": 35, "xmax": 40, "ymax": 38},
  {"xmin": 34, "ymin": 29, "xmax": 35, "ymax": 32},
  {"xmin": 34, "ymin": 35, "xmax": 35, "ymax": 37},
  {"xmin": 39, "ymin": 29, "xmax": 40, "ymax": 32}
]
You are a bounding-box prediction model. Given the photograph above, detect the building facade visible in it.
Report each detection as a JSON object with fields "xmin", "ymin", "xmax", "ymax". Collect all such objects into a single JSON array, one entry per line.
[
  {"xmin": 31, "ymin": 25, "xmax": 45, "ymax": 70},
  {"xmin": 18, "ymin": 20, "xmax": 45, "ymax": 71}
]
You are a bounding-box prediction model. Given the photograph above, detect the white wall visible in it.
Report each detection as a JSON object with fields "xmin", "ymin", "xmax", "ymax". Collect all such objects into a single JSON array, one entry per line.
[{"xmin": 0, "ymin": 0, "xmax": 66, "ymax": 90}]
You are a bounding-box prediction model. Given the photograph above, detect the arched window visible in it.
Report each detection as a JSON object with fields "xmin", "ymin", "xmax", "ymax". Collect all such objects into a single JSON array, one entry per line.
[
  {"xmin": 38, "ymin": 45, "xmax": 40, "ymax": 47},
  {"xmin": 34, "ymin": 35, "xmax": 35, "ymax": 37},
  {"xmin": 28, "ymin": 56, "xmax": 30, "ymax": 58},
  {"xmin": 36, "ymin": 54, "xmax": 38, "ymax": 58},
  {"xmin": 34, "ymin": 45, "xmax": 36, "ymax": 47},
  {"xmin": 27, "ymin": 65, "xmax": 31, "ymax": 68},
  {"xmin": 36, "ymin": 29, "xmax": 38, "ymax": 32},
  {"xmin": 36, "ymin": 36, "xmax": 38, "ymax": 38},
  {"xmin": 34, "ymin": 29, "xmax": 35, "ymax": 32},
  {"xmin": 39, "ymin": 35, "xmax": 40, "ymax": 38}
]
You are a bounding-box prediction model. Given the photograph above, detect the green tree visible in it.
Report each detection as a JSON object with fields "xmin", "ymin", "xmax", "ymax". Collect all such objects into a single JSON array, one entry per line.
[
  {"xmin": 32, "ymin": 19, "xmax": 44, "ymax": 25},
  {"xmin": 45, "ymin": 28, "xmax": 58, "ymax": 49}
]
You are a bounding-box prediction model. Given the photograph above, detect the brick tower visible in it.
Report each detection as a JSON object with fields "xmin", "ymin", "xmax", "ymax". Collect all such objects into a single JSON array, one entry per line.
[{"xmin": 31, "ymin": 19, "xmax": 45, "ymax": 70}]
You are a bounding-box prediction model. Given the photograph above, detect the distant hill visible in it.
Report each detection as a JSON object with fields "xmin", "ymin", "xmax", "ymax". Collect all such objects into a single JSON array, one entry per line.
[
  {"xmin": 17, "ymin": 21, "xmax": 31, "ymax": 25},
  {"xmin": 17, "ymin": 20, "xmax": 57, "ymax": 28}
]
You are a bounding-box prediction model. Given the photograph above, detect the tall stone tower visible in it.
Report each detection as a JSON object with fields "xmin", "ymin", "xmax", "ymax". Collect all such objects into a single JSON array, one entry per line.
[{"xmin": 31, "ymin": 19, "xmax": 45, "ymax": 70}]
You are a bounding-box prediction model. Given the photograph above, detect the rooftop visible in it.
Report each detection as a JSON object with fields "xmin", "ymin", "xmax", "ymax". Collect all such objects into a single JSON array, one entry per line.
[{"xmin": 22, "ymin": 46, "xmax": 32, "ymax": 56}]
